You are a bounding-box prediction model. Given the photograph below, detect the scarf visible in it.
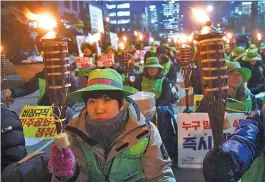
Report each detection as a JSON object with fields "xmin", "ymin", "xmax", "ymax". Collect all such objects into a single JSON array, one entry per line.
[{"xmin": 85, "ymin": 109, "xmax": 128, "ymax": 150}]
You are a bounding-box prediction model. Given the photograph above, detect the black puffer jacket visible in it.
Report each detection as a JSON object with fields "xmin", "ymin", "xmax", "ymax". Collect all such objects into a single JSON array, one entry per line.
[{"xmin": 1, "ymin": 107, "xmax": 27, "ymax": 171}]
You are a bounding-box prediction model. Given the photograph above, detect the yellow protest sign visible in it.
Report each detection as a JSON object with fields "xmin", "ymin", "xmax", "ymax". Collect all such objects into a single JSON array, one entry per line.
[
  {"xmin": 193, "ymin": 95, "xmax": 204, "ymax": 112},
  {"xmin": 19, "ymin": 106, "xmax": 56, "ymax": 139}
]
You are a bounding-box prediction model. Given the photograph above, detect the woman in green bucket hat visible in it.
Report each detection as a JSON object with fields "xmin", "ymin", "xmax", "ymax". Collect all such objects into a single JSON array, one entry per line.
[
  {"xmin": 230, "ymin": 46, "xmax": 246, "ymax": 62},
  {"xmin": 48, "ymin": 68, "xmax": 175, "ymax": 181},
  {"xmin": 138, "ymin": 57, "xmax": 173, "ymax": 106},
  {"xmin": 198, "ymin": 61, "xmax": 258, "ymax": 114},
  {"xmin": 242, "ymin": 50, "xmax": 265, "ymax": 94}
]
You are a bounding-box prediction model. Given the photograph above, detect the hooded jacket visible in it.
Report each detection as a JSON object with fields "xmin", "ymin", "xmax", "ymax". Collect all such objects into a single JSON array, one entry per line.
[
  {"xmin": 51, "ymin": 100, "xmax": 175, "ymax": 182},
  {"xmin": 1, "ymin": 107, "xmax": 27, "ymax": 171}
]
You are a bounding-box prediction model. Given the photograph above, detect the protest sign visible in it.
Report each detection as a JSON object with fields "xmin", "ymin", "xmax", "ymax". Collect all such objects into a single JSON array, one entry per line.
[
  {"xmin": 177, "ymin": 112, "xmax": 247, "ymax": 168},
  {"xmin": 97, "ymin": 53, "xmax": 114, "ymax": 67},
  {"xmin": 135, "ymin": 50, "xmax": 146, "ymax": 60},
  {"xmin": 193, "ymin": 95, "xmax": 204, "ymax": 112},
  {"xmin": 19, "ymin": 106, "xmax": 56, "ymax": 139},
  {"xmin": 75, "ymin": 57, "xmax": 93, "ymax": 68}
]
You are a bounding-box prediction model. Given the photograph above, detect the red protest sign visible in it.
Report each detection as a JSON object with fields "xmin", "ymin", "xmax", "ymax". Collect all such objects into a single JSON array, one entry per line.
[
  {"xmin": 76, "ymin": 57, "xmax": 93, "ymax": 68},
  {"xmin": 97, "ymin": 53, "xmax": 114, "ymax": 67}
]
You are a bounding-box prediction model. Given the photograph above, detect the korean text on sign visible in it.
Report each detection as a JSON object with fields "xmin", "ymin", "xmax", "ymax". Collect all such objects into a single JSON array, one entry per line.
[
  {"xmin": 19, "ymin": 106, "xmax": 56, "ymax": 139},
  {"xmin": 76, "ymin": 57, "xmax": 93, "ymax": 68},
  {"xmin": 177, "ymin": 113, "xmax": 246, "ymax": 169},
  {"xmin": 97, "ymin": 53, "xmax": 114, "ymax": 67}
]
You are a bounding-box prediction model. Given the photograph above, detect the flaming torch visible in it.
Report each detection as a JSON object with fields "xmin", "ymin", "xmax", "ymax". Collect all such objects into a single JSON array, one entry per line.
[
  {"xmin": 257, "ymin": 32, "xmax": 262, "ymax": 47},
  {"xmin": 119, "ymin": 42, "xmax": 129, "ymax": 85},
  {"xmin": 192, "ymin": 8, "xmax": 228, "ymax": 149},
  {"xmin": 27, "ymin": 10, "xmax": 70, "ymax": 149},
  {"xmin": 179, "ymin": 35, "xmax": 193, "ymax": 113}
]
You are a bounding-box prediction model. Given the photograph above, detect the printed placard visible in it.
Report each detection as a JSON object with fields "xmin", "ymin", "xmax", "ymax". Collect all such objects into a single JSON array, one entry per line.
[
  {"xmin": 193, "ymin": 95, "xmax": 204, "ymax": 112},
  {"xmin": 19, "ymin": 106, "xmax": 56, "ymax": 139},
  {"xmin": 97, "ymin": 53, "xmax": 114, "ymax": 67},
  {"xmin": 76, "ymin": 57, "xmax": 93, "ymax": 68},
  {"xmin": 135, "ymin": 50, "xmax": 146, "ymax": 60},
  {"xmin": 177, "ymin": 113, "xmax": 247, "ymax": 168}
]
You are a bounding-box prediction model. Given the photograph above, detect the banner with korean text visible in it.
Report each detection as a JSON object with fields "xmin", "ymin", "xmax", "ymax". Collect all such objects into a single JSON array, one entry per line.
[
  {"xmin": 75, "ymin": 57, "xmax": 93, "ymax": 68},
  {"xmin": 177, "ymin": 113, "xmax": 247, "ymax": 168},
  {"xmin": 135, "ymin": 50, "xmax": 146, "ymax": 60},
  {"xmin": 19, "ymin": 106, "xmax": 56, "ymax": 139},
  {"xmin": 97, "ymin": 53, "xmax": 114, "ymax": 68}
]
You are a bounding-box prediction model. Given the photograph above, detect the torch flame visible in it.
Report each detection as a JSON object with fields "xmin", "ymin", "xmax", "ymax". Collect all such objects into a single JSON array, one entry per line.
[
  {"xmin": 227, "ymin": 32, "xmax": 233, "ymax": 39},
  {"xmin": 179, "ymin": 35, "xmax": 187, "ymax": 43},
  {"xmin": 41, "ymin": 30, "xmax": 57, "ymax": 40},
  {"xmin": 257, "ymin": 32, "xmax": 262, "ymax": 41},
  {"xmin": 191, "ymin": 8, "xmax": 210, "ymax": 24},
  {"xmin": 25, "ymin": 8, "xmax": 57, "ymax": 30},
  {"xmin": 119, "ymin": 42, "xmax": 125, "ymax": 50}
]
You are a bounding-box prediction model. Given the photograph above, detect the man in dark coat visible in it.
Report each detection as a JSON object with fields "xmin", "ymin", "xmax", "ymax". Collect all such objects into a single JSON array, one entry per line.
[{"xmin": 1, "ymin": 107, "xmax": 27, "ymax": 171}]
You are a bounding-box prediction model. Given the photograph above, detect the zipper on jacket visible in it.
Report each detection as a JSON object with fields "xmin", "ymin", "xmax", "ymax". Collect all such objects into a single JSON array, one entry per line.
[{"xmin": 1, "ymin": 126, "xmax": 12, "ymax": 133}]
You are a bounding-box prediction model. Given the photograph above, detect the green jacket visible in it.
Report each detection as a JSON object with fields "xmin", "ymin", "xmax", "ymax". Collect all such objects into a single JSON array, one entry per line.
[
  {"xmin": 161, "ymin": 61, "xmax": 171, "ymax": 76},
  {"xmin": 51, "ymin": 101, "xmax": 175, "ymax": 182},
  {"xmin": 141, "ymin": 77, "xmax": 164, "ymax": 99}
]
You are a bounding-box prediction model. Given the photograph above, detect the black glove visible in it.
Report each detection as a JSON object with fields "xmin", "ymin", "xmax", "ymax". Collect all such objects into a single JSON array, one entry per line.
[{"xmin": 203, "ymin": 147, "xmax": 238, "ymax": 182}]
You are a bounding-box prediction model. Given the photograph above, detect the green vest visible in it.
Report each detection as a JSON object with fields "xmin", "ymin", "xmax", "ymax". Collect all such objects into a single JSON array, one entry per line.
[
  {"xmin": 161, "ymin": 61, "xmax": 171, "ymax": 76},
  {"xmin": 141, "ymin": 77, "xmax": 164, "ymax": 99},
  {"xmin": 38, "ymin": 78, "xmax": 46, "ymax": 105},
  {"xmin": 80, "ymin": 138, "xmax": 149, "ymax": 182},
  {"xmin": 241, "ymin": 153, "xmax": 264, "ymax": 182},
  {"xmin": 226, "ymin": 94, "xmax": 252, "ymax": 113},
  {"xmin": 224, "ymin": 53, "xmax": 230, "ymax": 61}
]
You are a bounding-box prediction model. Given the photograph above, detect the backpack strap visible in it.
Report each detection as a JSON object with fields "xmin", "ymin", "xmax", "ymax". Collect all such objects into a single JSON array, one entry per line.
[
  {"xmin": 125, "ymin": 97, "xmax": 141, "ymax": 120},
  {"xmin": 18, "ymin": 151, "xmax": 45, "ymax": 164}
]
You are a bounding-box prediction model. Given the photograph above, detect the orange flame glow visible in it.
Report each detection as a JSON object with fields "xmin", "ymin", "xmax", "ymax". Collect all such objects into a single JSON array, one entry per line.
[
  {"xmin": 257, "ymin": 32, "xmax": 262, "ymax": 41},
  {"xmin": 119, "ymin": 42, "xmax": 125, "ymax": 50},
  {"xmin": 191, "ymin": 8, "xmax": 210, "ymax": 24},
  {"xmin": 25, "ymin": 8, "xmax": 57, "ymax": 30}
]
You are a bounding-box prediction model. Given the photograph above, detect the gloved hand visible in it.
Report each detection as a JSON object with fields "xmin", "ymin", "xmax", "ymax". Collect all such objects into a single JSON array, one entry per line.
[
  {"xmin": 203, "ymin": 147, "xmax": 238, "ymax": 182},
  {"xmin": 48, "ymin": 145, "xmax": 76, "ymax": 179},
  {"xmin": 2, "ymin": 89, "xmax": 11, "ymax": 100}
]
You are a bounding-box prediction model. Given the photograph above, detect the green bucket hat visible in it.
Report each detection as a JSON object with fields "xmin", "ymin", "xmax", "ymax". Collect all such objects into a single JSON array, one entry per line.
[
  {"xmin": 260, "ymin": 42, "xmax": 265, "ymax": 50},
  {"xmin": 224, "ymin": 43, "xmax": 230, "ymax": 50},
  {"xmin": 104, "ymin": 46, "xmax": 117, "ymax": 54},
  {"xmin": 74, "ymin": 20, "xmax": 85, "ymax": 27},
  {"xmin": 247, "ymin": 44, "xmax": 258, "ymax": 52},
  {"xmin": 81, "ymin": 42, "xmax": 94, "ymax": 53},
  {"xmin": 145, "ymin": 57, "xmax": 164, "ymax": 69},
  {"xmin": 231, "ymin": 46, "xmax": 246, "ymax": 57},
  {"xmin": 242, "ymin": 49, "xmax": 262, "ymax": 62},
  {"xmin": 149, "ymin": 46, "xmax": 156, "ymax": 53},
  {"xmin": 226, "ymin": 61, "xmax": 251, "ymax": 83},
  {"xmin": 68, "ymin": 69, "xmax": 135, "ymax": 102},
  {"xmin": 129, "ymin": 44, "xmax": 136, "ymax": 50}
]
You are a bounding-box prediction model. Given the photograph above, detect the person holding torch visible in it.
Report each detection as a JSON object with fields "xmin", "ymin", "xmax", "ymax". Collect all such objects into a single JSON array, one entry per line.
[{"xmin": 48, "ymin": 68, "xmax": 175, "ymax": 181}]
